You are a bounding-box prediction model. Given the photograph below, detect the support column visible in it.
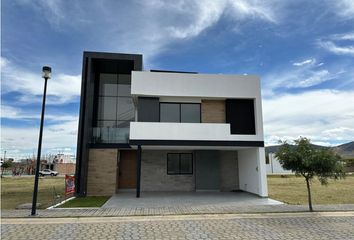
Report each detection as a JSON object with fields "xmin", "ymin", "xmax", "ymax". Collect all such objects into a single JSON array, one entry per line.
[{"xmin": 136, "ymin": 145, "xmax": 142, "ymax": 198}]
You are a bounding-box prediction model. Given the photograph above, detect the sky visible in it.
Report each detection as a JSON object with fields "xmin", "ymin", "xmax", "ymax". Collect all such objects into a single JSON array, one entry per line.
[{"xmin": 1, "ymin": 0, "xmax": 354, "ymax": 160}]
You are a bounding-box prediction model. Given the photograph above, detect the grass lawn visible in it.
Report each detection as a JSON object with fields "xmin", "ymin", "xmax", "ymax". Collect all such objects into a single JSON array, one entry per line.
[
  {"xmin": 58, "ymin": 196, "xmax": 110, "ymax": 208},
  {"xmin": 268, "ymin": 175, "xmax": 354, "ymax": 205},
  {"xmin": 1, "ymin": 176, "xmax": 65, "ymax": 209}
]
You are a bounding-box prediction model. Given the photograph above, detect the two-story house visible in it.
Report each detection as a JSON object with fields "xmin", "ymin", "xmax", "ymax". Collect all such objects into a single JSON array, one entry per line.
[{"xmin": 75, "ymin": 51, "xmax": 268, "ymax": 198}]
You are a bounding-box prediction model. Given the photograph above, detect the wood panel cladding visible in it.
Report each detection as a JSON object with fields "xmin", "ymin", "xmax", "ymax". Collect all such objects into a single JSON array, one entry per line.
[
  {"xmin": 118, "ymin": 150, "xmax": 137, "ymax": 189},
  {"xmin": 201, "ymin": 100, "xmax": 226, "ymax": 123}
]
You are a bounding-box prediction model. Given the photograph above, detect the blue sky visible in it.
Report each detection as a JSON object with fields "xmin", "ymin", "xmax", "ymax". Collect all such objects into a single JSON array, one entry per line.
[{"xmin": 1, "ymin": 0, "xmax": 354, "ymax": 160}]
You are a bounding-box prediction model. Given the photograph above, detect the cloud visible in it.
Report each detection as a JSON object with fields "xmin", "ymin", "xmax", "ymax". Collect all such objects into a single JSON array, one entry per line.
[
  {"xmin": 293, "ymin": 59, "xmax": 315, "ymax": 66},
  {"xmin": 263, "ymin": 59, "xmax": 341, "ymax": 96},
  {"xmin": 263, "ymin": 90, "xmax": 354, "ymax": 146},
  {"xmin": 318, "ymin": 41, "xmax": 354, "ymax": 57},
  {"xmin": 334, "ymin": 0, "xmax": 354, "ymax": 19},
  {"xmin": 166, "ymin": 0, "xmax": 277, "ymax": 39},
  {"xmin": 12, "ymin": 0, "xmax": 279, "ymax": 64},
  {"xmin": 1, "ymin": 104, "xmax": 77, "ymax": 122},
  {"xmin": 1, "ymin": 117, "xmax": 78, "ymax": 160},
  {"xmin": 317, "ymin": 32, "xmax": 354, "ymax": 57},
  {"xmin": 1, "ymin": 57, "xmax": 81, "ymax": 104}
]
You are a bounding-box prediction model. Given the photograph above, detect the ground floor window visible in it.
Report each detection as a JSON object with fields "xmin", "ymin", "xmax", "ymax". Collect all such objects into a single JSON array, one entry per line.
[{"xmin": 167, "ymin": 153, "xmax": 193, "ymax": 175}]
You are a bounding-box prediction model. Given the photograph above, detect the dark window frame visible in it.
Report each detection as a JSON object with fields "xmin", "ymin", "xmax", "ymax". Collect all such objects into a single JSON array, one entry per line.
[
  {"xmin": 167, "ymin": 153, "xmax": 193, "ymax": 175},
  {"xmin": 159, "ymin": 102, "xmax": 201, "ymax": 123}
]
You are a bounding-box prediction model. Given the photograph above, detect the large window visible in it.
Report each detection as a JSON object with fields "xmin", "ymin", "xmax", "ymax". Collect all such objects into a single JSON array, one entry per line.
[
  {"xmin": 167, "ymin": 153, "xmax": 193, "ymax": 175},
  {"xmin": 93, "ymin": 73, "xmax": 134, "ymax": 143},
  {"xmin": 160, "ymin": 103, "xmax": 200, "ymax": 123},
  {"xmin": 97, "ymin": 73, "xmax": 134, "ymax": 127}
]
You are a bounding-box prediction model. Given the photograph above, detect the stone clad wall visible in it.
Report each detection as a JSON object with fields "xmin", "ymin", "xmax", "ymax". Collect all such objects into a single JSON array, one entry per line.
[
  {"xmin": 141, "ymin": 150, "xmax": 195, "ymax": 191},
  {"xmin": 201, "ymin": 100, "xmax": 226, "ymax": 123},
  {"xmin": 87, "ymin": 149, "xmax": 117, "ymax": 196}
]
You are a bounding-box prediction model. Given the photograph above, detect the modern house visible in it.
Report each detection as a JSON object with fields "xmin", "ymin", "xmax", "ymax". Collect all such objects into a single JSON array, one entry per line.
[{"xmin": 75, "ymin": 51, "xmax": 268, "ymax": 198}]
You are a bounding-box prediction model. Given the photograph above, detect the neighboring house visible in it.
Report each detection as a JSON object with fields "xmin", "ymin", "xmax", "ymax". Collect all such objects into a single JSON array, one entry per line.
[
  {"xmin": 75, "ymin": 51, "xmax": 268, "ymax": 198},
  {"xmin": 41, "ymin": 154, "xmax": 76, "ymax": 175},
  {"xmin": 266, "ymin": 153, "xmax": 292, "ymax": 174},
  {"xmin": 51, "ymin": 154, "xmax": 76, "ymax": 175}
]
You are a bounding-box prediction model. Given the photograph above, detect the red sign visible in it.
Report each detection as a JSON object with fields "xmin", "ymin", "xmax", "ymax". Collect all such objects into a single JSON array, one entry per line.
[{"xmin": 65, "ymin": 175, "xmax": 75, "ymax": 197}]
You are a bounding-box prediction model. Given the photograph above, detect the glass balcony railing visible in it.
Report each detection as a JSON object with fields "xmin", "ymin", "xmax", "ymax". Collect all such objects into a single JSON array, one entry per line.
[{"xmin": 91, "ymin": 127, "xmax": 129, "ymax": 144}]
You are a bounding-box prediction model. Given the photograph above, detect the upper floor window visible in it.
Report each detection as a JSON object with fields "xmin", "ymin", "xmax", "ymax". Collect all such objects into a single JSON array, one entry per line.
[
  {"xmin": 160, "ymin": 103, "xmax": 200, "ymax": 123},
  {"xmin": 97, "ymin": 73, "xmax": 134, "ymax": 127}
]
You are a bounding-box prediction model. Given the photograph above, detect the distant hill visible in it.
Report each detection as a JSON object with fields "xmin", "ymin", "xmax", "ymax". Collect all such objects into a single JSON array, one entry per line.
[
  {"xmin": 332, "ymin": 141, "xmax": 354, "ymax": 159},
  {"xmin": 266, "ymin": 141, "xmax": 354, "ymax": 159}
]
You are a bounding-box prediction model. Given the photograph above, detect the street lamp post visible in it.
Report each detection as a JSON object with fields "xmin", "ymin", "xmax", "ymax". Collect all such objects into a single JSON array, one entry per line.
[{"xmin": 31, "ymin": 66, "xmax": 51, "ymax": 216}]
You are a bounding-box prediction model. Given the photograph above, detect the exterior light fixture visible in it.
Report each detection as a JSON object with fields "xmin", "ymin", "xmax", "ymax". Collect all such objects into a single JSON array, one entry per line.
[{"xmin": 31, "ymin": 66, "xmax": 52, "ymax": 216}]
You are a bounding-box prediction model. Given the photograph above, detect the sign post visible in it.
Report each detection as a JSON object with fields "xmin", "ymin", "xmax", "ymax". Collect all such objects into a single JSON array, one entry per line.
[{"xmin": 65, "ymin": 175, "xmax": 75, "ymax": 198}]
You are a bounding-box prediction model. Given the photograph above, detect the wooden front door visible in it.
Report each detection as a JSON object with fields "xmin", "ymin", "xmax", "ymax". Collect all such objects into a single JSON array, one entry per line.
[{"xmin": 118, "ymin": 150, "xmax": 137, "ymax": 189}]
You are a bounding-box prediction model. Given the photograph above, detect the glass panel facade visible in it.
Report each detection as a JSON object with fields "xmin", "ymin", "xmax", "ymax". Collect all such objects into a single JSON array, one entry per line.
[
  {"xmin": 160, "ymin": 103, "xmax": 180, "ymax": 122},
  {"xmin": 99, "ymin": 74, "xmax": 118, "ymax": 96},
  {"xmin": 98, "ymin": 97, "xmax": 117, "ymax": 120},
  {"xmin": 181, "ymin": 104, "xmax": 200, "ymax": 123},
  {"xmin": 93, "ymin": 73, "xmax": 134, "ymax": 143},
  {"xmin": 117, "ymin": 97, "xmax": 134, "ymax": 120},
  {"xmin": 118, "ymin": 74, "xmax": 131, "ymax": 97}
]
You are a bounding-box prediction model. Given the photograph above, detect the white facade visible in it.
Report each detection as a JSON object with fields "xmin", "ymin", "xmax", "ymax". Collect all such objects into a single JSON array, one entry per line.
[
  {"xmin": 130, "ymin": 122, "xmax": 263, "ymax": 142},
  {"xmin": 238, "ymin": 148, "xmax": 268, "ymax": 197},
  {"xmin": 130, "ymin": 71, "xmax": 268, "ymax": 197},
  {"xmin": 131, "ymin": 71, "xmax": 264, "ymax": 140}
]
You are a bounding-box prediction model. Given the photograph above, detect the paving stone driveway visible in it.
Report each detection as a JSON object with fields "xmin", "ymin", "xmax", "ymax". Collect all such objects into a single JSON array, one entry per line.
[{"xmin": 2, "ymin": 212, "xmax": 354, "ymax": 240}]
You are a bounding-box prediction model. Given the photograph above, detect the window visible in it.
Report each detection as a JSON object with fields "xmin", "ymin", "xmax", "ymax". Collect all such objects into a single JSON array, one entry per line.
[
  {"xmin": 160, "ymin": 103, "xmax": 180, "ymax": 122},
  {"xmin": 181, "ymin": 104, "xmax": 200, "ymax": 123},
  {"xmin": 167, "ymin": 153, "xmax": 193, "ymax": 175},
  {"xmin": 160, "ymin": 103, "xmax": 200, "ymax": 123},
  {"xmin": 97, "ymin": 73, "xmax": 134, "ymax": 124},
  {"xmin": 94, "ymin": 73, "xmax": 134, "ymax": 143}
]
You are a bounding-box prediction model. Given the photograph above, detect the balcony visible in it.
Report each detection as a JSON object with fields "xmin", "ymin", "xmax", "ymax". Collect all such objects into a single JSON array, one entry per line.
[
  {"xmin": 129, "ymin": 122, "xmax": 263, "ymax": 142},
  {"xmin": 91, "ymin": 127, "xmax": 129, "ymax": 144}
]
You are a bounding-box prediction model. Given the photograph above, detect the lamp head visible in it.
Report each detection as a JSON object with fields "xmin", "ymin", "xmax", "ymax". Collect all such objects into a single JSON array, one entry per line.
[{"xmin": 42, "ymin": 66, "xmax": 51, "ymax": 79}]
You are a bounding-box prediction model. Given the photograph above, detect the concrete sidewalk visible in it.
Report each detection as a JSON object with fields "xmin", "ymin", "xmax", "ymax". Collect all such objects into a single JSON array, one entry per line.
[{"xmin": 2, "ymin": 204, "xmax": 354, "ymax": 218}]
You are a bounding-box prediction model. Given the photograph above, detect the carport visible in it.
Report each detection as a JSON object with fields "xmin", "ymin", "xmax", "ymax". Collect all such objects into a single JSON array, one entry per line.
[{"xmin": 102, "ymin": 191, "xmax": 282, "ymax": 209}]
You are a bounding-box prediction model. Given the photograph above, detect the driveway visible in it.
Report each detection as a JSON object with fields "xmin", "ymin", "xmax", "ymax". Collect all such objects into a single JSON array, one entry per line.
[
  {"xmin": 102, "ymin": 192, "xmax": 283, "ymax": 209},
  {"xmin": 2, "ymin": 212, "xmax": 354, "ymax": 240}
]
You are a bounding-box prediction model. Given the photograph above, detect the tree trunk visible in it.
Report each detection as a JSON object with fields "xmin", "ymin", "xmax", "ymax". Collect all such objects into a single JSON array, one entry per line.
[{"xmin": 306, "ymin": 178, "xmax": 313, "ymax": 212}]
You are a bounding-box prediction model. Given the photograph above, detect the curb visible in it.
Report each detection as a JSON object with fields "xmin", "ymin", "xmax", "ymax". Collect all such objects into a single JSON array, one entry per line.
[{"xmin": 46, "ymin": 197, "xmax": 76, "ymax": 209}]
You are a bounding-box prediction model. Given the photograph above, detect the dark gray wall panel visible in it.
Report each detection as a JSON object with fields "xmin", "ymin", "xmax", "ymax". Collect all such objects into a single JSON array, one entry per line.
[
  {"xmin": 226, "ymin": 99, "xmax": 256, "ymax": 135},
  {"xmin": 195, "ymin": 150, "xmax": 220, "ymax": 190},
  {"xmin": 138, "ymin": 97, "xmax": 159, "ymax": 122}
]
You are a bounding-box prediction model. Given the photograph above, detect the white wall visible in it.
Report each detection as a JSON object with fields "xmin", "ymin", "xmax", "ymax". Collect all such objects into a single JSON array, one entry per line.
[
  {"xmin": 131, "ymin": 71, "xmax": 260, "ymax": 99},
  {"xmin": 131, "ymin": 71, "xmax": 264, "ymax": 137},
  {"xmin": 238, "ymin": 148, "xmax": 268, "ymax": 197},
  {"xmin": 266, "ymin": 153, "xmax": 292, "ymax": 174},
  {"xmin": 130, "ymin": 122, "xmax": 264, "ymax": 142}
]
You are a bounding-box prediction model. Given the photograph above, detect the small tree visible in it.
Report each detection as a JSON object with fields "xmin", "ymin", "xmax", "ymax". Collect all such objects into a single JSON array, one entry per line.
[
  {"xmin": 275, "ymin": 137, "xmax": 345, "ymax": 211},
  {"xmin": 1, "ymin": 160, "xmax": 13, "ymax": 177}
]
